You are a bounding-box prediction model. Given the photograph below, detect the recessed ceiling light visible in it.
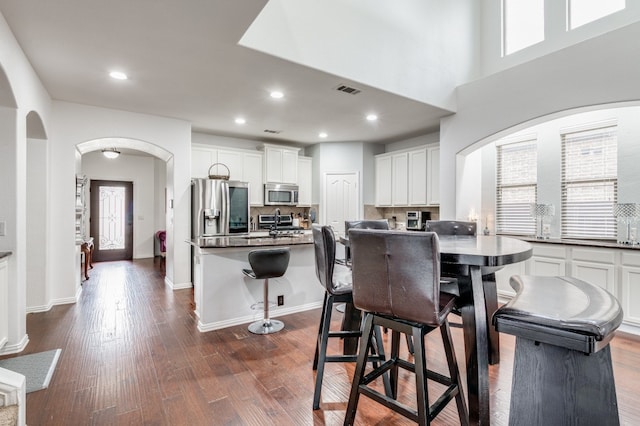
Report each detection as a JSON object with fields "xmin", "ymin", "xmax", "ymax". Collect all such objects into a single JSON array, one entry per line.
[
  {"xmin": 109, "ymin": 71, "xmax": 128, "ymax": 80},
  {"xmin": 270, "ymin": 91, "xmax": 284, "ymax": 99},
  {"xmin": 366, "ymin": 114, "xmax": 378, "ymax": 121},
  {"xmin": 234, "ymin": 117, "xmax": 246, "ymax": 125},
  {"xmin": 319, "ymin": 132, "xmax": 328, "ymax": 138}
]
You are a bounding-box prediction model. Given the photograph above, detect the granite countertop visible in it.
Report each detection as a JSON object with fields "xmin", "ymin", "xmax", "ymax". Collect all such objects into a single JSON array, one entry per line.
[
  {"xmin": 0, "ymin": 251, "xmax": 12, "ymax": 259},
  {"xmin": 515, "ymin": 236, "xmax": 640, "ymax": 250},
  {"xmin": 189, "ymin": 232, "xmax": 313, "ymax": 248}
]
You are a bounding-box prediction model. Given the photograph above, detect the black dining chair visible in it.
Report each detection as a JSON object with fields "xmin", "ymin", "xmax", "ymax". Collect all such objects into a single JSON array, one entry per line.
[
  {"xmin": 338, "ymin": 219, "xmax": 390, "ymax": 266},
  {"xmin": 345, "ymin": 229, "xmax": 468, "ymax": 425},
  {"xmin": 311, "ymin": 225, "xmax": 391, "ymax": 410},
  {"xmin": 424, "ymin": 220, "xmax": 501, "ymax": 364}
]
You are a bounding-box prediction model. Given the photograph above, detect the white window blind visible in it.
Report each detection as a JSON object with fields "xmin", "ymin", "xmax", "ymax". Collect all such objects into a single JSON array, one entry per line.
[
  {"xmin": 561, "ymin": 125, "xmax": 617, "ymax": 239},
  {"xmin": 496, "ymin": 140, "xmax": 537, "ymax": 235}
]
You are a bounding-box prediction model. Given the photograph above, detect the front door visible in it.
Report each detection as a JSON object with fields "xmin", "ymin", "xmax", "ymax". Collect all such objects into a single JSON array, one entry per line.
[
  {"xmin": 90, "ymin": 180, "xmax": 134, "ymax": 262},
  {"xmin": 323, "ymin": 172, "xmax": 360, "ymax": 234}
]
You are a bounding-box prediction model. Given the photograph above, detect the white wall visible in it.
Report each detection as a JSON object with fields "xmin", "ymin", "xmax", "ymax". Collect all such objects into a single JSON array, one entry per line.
[
  {"xmin": 440, "ymin": 21, "xmax": 640, "ymax": 219},
  {"xmin": 81, "ymin": 151, "xmax": 163, "ymax": 259},
  {"xmin": 480, "ymin": 0, "xmax": 640, "ymax": 77},
  {"xmin": 0, "ymin": 10, "xmax": 52, "ymax": 353},
  {"xmin": 49, "ymin": 101, "xmax": 192, "ymax": 307},
  {"xmin": 240, "ymin": 0, "xmax": 480, "ymax": 111}
]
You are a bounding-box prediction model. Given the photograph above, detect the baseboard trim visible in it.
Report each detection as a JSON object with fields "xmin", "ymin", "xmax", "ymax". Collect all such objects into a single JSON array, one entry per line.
[
  {"xmin": 0, "ymin": 334, "xmax": 29, "ymax": 356},
  {"xmin": 26, "ymin": 301, "xmax": 54, "ymax": 313},
  {"xmin": 170, "ymin": 281, "xmax": 193, "ymax": 290},
  {"xmin": 197, "ymin": 301, "xmax": 323, "ymax": 333}
]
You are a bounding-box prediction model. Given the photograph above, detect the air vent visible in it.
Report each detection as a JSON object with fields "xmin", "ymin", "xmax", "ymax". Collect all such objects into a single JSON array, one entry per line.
[
  {"xmin": 263, "ymin": 129, "xmax": 282, "ymax": 134},
  {"xmin": 335, "ymin": 84, "xmax": 362, "ymax": 95}
]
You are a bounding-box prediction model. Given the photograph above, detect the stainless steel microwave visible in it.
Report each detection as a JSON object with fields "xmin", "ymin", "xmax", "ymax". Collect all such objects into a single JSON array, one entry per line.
[{"xmin": 264, "ymin": 183, "xmax": 299, "ymax": 206}]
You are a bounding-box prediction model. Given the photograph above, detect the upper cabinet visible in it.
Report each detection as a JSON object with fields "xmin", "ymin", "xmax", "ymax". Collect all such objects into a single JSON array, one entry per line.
[
  {"xmin": 263, "ymin": 144, "xmax": 300, "ymax": 184},
  {"xmin": 374, "ymin": 145, "xmax": 439, "ymax": 207},
  {"xmin": 297, "ymin": 156, "xmax": 312, "ymax": 207},
  {"xmin": 191, "ymin": 144, "xmax": 264, "ymax": 206}
]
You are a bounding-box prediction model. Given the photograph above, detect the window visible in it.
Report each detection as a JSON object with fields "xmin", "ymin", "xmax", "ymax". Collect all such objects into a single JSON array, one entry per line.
[
  {"xmin": 568, "ymin": 0, "xmax": 625, "ymax": 30},
  {"xmin": 502, "ymin": 0, "xmax": 545, "ymax": 55},
  {"xmin": 561, "ymin": 125, "xmax": 617, "ymax": 239},
  {"xmin": 496, "ymin": 139, "xmax": 537, "ymax": 235}
]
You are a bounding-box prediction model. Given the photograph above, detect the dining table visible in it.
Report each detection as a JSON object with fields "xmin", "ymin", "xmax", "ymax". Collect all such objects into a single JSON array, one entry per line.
[{"xmin": 339, "ymin": 233, "xmax": 533, "ymax": 426}]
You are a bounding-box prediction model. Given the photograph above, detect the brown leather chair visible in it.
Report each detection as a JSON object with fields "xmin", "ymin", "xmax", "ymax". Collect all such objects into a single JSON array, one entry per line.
[
  {"xmin": 425, "ymin": 220, "xmax": 502, "ymax": 364},
  {"xmin": 345, "ymin": 229, "xmax": 468, "ymax": 425},
  {"xmin": 424, "ymin": 220, "xmax": 477, "ymax": 235},
  {"xmin": 339, "ymin": 219, "xmax": 390, "ymax": 266},
  {"xmin": 311, "ymin": 225, "xmax": 390, "ymax": 410}
]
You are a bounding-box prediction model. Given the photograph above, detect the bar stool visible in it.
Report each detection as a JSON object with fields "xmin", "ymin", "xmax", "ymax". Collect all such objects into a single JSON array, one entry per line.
[
  {"xmin": 242, "ymin": 248, "xmax": 290, "ymax": 335},
  {"xmin": 311, "ymin": 225, "xmax": 391, "ymax": 410},
  {"xmin": 425, "ymin": 220, "xmax": 502, "ymax": 364},
  {"xmin": 493, "ymin": 275, "xmax": 623, "ymax": 425},
  {"xmin": 345, "ymin": 229, "xmax": 468, "ymax": 426}
]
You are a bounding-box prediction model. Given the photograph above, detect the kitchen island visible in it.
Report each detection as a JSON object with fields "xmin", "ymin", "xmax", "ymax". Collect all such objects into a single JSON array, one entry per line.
[{"xmin": 189, "ymin": 232, "xmax": 324, "ymax": 332}]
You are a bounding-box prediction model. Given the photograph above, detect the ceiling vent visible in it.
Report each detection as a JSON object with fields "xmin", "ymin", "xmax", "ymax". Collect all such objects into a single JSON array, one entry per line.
[
  {"xmin": 263, "ymin": 129, "xmax": 282, "ymax": 134},
  {"xmin": 335, "ymin": 84, "xmax": 362, "ymax": 95}
]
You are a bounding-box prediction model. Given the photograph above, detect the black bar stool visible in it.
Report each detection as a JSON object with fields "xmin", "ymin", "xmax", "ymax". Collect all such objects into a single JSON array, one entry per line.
[
  {"xmin": 242, "ymin": 248, "xmax": 290, "ymax": 335},
  {"xmin": 311, "ymin": 225, "xmax": 391, "ymax": 410},
  {"xmin": 345, "ymin": 229, "xmax": 468, "ymax": 426},
  {"xmin": 493, "ymin": 275, "xmax": 623, "ymax": 426}
]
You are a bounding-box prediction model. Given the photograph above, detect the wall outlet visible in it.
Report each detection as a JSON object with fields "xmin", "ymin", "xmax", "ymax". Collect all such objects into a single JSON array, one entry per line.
[{"xmin": 277, "ymin": 295, "xmax": 284, "ymax": 306}]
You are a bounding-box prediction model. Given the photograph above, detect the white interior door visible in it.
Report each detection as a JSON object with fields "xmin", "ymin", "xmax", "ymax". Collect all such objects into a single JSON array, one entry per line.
[{"xmin": 323, "ymin": 172, "xmax": 360, "ymax": 235}]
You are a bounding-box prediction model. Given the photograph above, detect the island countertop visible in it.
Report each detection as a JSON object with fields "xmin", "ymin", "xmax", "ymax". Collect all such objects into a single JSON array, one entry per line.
[{"xmin": 189, "ymin": 232, "xmax": 313, "ymax": 248}]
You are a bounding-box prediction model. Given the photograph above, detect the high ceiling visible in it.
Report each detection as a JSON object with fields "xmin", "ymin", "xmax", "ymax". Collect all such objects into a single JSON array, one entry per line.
[{"xmin": 0, "ymin": 0, "xmax": 453, "ymax": 146}]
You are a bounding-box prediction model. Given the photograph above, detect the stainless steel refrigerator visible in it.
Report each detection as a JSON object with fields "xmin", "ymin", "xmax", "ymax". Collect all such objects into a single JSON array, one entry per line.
[{"xmin": 191, "ymin": 178, "xmax": 250, "ymax": 237}]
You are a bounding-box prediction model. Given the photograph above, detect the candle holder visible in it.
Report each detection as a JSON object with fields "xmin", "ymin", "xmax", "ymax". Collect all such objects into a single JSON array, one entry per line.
[
  {"xmin": 530, "ymin": 203, "xmax": 555, "ymax": 239},
  {"xmin": 613, "ymin": 203, "xmax": 640, "ymax": 245}
]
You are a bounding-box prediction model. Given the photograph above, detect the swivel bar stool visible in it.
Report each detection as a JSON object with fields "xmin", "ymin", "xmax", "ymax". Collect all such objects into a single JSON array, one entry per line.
[{"xmin": 242, "ymin": 248, "xmax": 290, "ymax": 335}]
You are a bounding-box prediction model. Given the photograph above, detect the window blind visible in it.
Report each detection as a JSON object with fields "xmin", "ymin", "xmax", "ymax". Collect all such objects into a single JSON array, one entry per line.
[
  {"xmin": 496, "ymin": 140, "xmax": 537, "ymax": 235},
  {"xmin": 561, "ymin": 126, "xmax": 617, "ymax": 239}
]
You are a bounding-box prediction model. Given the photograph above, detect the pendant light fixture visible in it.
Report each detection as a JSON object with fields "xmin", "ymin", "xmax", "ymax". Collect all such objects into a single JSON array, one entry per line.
[{"xmin": 102, "ymin": 148, "xmax": 120, "ymax": 159}]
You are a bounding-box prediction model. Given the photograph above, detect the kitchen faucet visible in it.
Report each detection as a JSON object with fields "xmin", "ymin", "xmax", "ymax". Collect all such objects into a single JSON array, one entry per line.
[{"xmin": 269, "ymin": 208, "xmax": 281, "ymax": 237}]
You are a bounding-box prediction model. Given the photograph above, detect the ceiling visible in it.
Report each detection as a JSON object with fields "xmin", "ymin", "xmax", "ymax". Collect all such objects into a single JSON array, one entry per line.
[{"xmin": 0, "ymin": 0, "xmax": 453, "ymax": 146}]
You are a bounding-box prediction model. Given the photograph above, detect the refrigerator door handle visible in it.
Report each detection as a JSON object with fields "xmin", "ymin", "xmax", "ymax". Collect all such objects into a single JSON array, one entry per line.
[{"xmin": 221, "ymin": 181, "xmax": 230, "ymax": 235}]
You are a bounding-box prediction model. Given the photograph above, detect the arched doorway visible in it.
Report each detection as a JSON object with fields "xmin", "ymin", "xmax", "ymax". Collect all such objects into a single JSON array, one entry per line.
[{"xmin": 76, "ymin": 138, "xmax": 171, "ymax": 271}]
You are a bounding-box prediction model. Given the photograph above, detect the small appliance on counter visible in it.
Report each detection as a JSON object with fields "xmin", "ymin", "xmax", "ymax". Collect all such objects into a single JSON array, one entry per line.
[
  {"xmin": 406, "ymin": 211, "xmax": 431, "ymax": 231},
  {"xmin": 191, "ymin": 178, "xmax": 250, "ymax": 237}
]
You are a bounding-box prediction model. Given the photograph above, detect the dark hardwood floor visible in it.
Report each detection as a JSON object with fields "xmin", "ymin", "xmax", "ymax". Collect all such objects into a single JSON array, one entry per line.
[{"xmin": 9, "ymin": 258, "xmax": 640, "ymax": 425}]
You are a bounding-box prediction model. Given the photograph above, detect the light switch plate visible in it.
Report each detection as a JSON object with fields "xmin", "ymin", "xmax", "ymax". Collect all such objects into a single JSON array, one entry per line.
[{"xmin": 0, "ymin": 221, "xmax": 5, "ymax": 236}]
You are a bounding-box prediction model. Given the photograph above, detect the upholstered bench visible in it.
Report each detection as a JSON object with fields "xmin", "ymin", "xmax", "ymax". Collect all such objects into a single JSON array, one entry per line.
[{"xmin": 493, "ymin": 275, "xmax": 624, "ymax": 426}]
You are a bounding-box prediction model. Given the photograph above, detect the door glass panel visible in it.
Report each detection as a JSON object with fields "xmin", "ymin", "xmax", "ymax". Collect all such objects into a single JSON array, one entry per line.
[{"xmin": 99, "ymin": 186, "xmax": 126, "ymax": 250}]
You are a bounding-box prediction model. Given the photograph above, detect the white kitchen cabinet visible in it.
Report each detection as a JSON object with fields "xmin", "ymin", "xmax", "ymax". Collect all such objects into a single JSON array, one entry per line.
[
  {"xmin": 263, "ymin": 144, "xmax": 300, "ymax": 184},
  {"xmin": 427, "ymin": 146, "xmax": 440, "ymax": 205},
  {"xmin": 375, "ymin": 155, "xmax": 392, "ymax": 206},
  {"xmin": 528, "ymin": 243, "xmax": 567, "ymax": 276},
  {"xmin": 620, "ymin": 251, "xmax": 640, "ymax": 326},
  {"xmin": 392, "ymin": 152, "xmax": 409, "ymax": 206},
  {"xmin": 243, "ymin": 153, "xmax": 264, "ymax": 206},
  {"xmin": 297, "ymin": 156, "xmax": 312, "ymax": 206},
  {"xmin": 217, "ymin": 149, "xmax": 243, "ymax": 180},
  {"xmin": 0, "ymin": 256, "xmax": 8, "ymax": 350},
  {"xmin": 408, "ymin": 148, "xmax": 427, "ymax": 205},
  {"xmin": 571, "ymin": 247, "xmax": 616, "ymax": 293},
  {"xmin": 191, "ymin": 146, "xmax": 217, "ymax": 178},
  {"xmin": 374, "ymin": 144, "xmax": 439, "ymax": 207},
  {"xmin": 191, "ymin": 145, "xmax": 264, "ymax": 206}
]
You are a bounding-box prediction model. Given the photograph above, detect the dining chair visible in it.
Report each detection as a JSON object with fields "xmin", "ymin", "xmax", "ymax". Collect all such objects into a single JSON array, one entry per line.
[
  {"xmin": 345, "ymin": 229, "xmax": 468, "ymax": 425},
  {"xmin": 311, "ymin": 225, "xmax": 391, "ymax": 410},
  {"xmin": 338, "ymin": 219, "xmax": 390, "ymax": 266},
  {"xmin": 424, "ymin": 220, "xmax": 501, "ymax": 364}
]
